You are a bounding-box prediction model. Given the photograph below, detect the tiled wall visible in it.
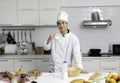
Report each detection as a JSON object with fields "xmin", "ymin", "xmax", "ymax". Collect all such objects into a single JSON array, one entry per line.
[
  {"xmin": 1, "ymin": 6, "xmax": 120, "ymax": 54},
  {"xmin": 61, "ymin": 6, "xmax": 120, "ymax": 53},
  {"xmin": 34, "ymin": 6, "xmax": 120, "ymax": 53}
]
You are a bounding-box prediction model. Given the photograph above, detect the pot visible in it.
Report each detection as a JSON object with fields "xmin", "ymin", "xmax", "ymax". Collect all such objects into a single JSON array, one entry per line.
[{"xmin": 17, "ymin": 41, "xmax": 32, "ymax": 55}]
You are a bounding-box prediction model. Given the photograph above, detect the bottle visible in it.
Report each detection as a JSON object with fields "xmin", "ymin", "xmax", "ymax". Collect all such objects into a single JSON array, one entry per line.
[{"xmin": 62, "ymin": 61, "xmax": 68, "ymax": 80}]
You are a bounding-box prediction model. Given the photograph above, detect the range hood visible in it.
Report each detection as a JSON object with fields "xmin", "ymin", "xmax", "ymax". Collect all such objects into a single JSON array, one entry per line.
[{"xmin": 82, "ymin": 11, "xmax": 112, "ymax": 27}]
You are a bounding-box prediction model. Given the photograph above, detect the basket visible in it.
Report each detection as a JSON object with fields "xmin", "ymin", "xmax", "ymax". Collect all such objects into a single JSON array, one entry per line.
[{"xmin": 68, "ymin": 67, "xmax": 81, "ymax": 77}]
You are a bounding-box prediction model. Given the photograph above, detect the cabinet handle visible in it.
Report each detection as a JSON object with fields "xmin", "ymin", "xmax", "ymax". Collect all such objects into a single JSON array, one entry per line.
[
  {"xmin": 43, "ymin": 8, "xmax": 57, "ymax": 11},
  {"xmin": 18, "ymin": 60, "xmax": 32, "ymax": 62},
  {"xmin": 102, "ymin": 68, "xmax": 117, "ymax": 70},
  {"xmin": 20, "ymin": 9, "xmax": 35, "ymax": 11},
  {"xmin": 42, "ymin": 60, "xmax": 49, "ymax": 62},
  {"xmin": 83, "ymin": 60, "xmax": 93, "ymax": 62},
  {"xmin": 102, "ymin": 60, "xmax": 117, "ymax": 62},
  {"xmin": 0, "ymin": 60, "xmax": 8, "ymax": 62},
  {"xmin": 0, "ymin": 24, "xmax": 12, "ymax": 26}
]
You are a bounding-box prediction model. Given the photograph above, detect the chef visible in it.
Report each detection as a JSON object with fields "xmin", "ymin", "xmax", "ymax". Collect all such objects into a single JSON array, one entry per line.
[{"xmin": 44, "ymin": 11, "xmax": 87, "ymax": 73}]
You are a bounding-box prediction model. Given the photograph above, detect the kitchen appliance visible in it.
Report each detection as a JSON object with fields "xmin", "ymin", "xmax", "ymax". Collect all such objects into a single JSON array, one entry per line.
[
  {"xmin": 88, "ymin": 49, "xmax": 101, "ymax": 56},
  {"xmin": 5, "ymin": 44, "xmax": 17, "ymax": 55},
  {"xmin": 109, "ymin": 44, "xmax": 120, "ymax": 56},
  {"xmin": 82, "ymin": 10, "xmax": 112, "ymax": 27}
]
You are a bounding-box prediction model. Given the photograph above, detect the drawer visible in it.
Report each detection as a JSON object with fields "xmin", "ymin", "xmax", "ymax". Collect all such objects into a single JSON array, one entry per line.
[
  {"xmin": 100, "ymin": 59, "xmax": 119, "ymax": 67},
  {"xmin": 100, "ymin": 68, "xmax": 120, "ymax": 73}
]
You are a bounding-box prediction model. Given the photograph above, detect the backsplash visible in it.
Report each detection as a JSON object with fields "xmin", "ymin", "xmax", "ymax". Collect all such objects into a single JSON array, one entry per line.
[{"xmin": 62, "ymin": 6, "xmax": 120, "ymax": 53}]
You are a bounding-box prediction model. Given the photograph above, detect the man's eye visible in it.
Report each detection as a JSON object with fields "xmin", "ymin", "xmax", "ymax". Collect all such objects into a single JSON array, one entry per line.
[
  {"xmin": 57, "ymin": 22, "xmax": 60, "ymax": 25},
  {"xmin": 62, "ymin": 22, "xmax": 65, "ymax": 24}
]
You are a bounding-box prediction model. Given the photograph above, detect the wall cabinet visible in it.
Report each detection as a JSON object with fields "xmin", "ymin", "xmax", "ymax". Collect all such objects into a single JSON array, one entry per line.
[
  {"xmin": 62, "ymin": 0, "xmax": 120, "ymax": 7},
  {"xmin": 39, "ymin": 10, "xmax": 59, "ymax": 26},
  {"xmin": 39, "ymin": 0, "xmax": 61, "ymax": 10},
  {"xmin": 18, "ymin": 0, "xmax": 38, "ymax": 10},
  {"xmin": 17, "ymin": 0, "xmax": 39, "ymax": 25},
  {"xmin": 18, "ymin": 0, "xmax": 61, "ymax": 25},
  {"xmin": 18, "ymin": 10, "xmax": 39, "ymax": 25},
  {"xmin": 0, "ymin": 0, "xmax": 61, "ymax": 26},
  {"xmin": 0, "ymin": 0, "xmax": 17, "ymax": 25},
  {"xmin": 39, "ymin": 0, "xmax": 61, "ymax": 26}
]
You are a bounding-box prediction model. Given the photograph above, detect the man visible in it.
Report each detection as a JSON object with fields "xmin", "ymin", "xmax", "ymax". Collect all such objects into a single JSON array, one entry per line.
[{"xmin": 44, "ymin": 11, "xmax": 86, "ymax": 73}]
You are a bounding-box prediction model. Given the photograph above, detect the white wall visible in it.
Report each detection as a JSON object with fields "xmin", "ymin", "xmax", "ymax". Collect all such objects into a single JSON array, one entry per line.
[
  {"xmin": 33, "ymin": 6, "xmax": 120, "ymax": 54},
  {"xmin": 1, "ymin": 1, "xmax": 120, "ymax": 54},
  {"xmin": 60, "ymin": 6, "xmax": 119, "ymax": 53}
]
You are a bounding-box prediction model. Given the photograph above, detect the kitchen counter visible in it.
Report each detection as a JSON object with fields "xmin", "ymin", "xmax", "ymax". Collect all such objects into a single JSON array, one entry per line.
[
  {"xmin": 0, "ymin": 54, "xmax": 120, "ymax": 59},
  {"xmin": 0, "ymin": 55, "xmax": 50, "ymax": 59},
  {"xmin": 0, "ymin": 55, "xmax": 119, "ymax": 73},
  {"xmin": 25, "ymin": 72, "xmax": 107, "ymax": 83}
]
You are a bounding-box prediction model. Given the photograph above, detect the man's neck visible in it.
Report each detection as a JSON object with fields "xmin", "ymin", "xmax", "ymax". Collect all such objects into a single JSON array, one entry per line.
[{"xmin": 61, "ymin": 30, "xmax": 68, "ymax": 37}]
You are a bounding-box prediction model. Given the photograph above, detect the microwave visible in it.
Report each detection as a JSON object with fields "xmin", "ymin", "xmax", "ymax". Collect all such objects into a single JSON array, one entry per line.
[{"xmin": 109, "ymin": 44, "xmax": 120, "ymax": 55}]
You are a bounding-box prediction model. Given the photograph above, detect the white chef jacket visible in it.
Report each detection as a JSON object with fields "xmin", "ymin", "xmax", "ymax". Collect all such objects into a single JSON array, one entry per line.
[{"xmin": 44, "ymin": 32, "xmax": 83, "ymax": 72}]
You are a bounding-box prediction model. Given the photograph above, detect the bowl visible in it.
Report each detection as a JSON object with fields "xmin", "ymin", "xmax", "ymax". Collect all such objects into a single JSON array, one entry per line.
[{"xmin": 68, "ymin": 67, "xmax": 81, "ymax": 77}]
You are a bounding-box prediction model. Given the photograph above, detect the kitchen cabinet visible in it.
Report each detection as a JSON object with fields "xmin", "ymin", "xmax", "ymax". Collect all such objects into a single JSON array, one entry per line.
[
  {"xmin": 17, "ymin": 0, "xmax": 39, "ymax": 25},
  {"xmin": 39, "ymin": 0, "xmax": 61, "ymax": 11},
  {"xmin": 1, "ymin": 55, "xmax": 120, "ymax": 73},
  {"xmin": 62, "ymin": 0, "xmax": 120, "ymax": 7},
  {"xmin": 18, "ymin": 0, "xmax": 61, "ymax": 26},
  {"xmin": 18, "ymin": 10, "xmax": 39, "ymax": 25},
  {"xmin": 14, "ymin": 59, "xmax": 37, "ymax": 72},
  {"xmin": 18, "ymin": 0, "xmax": 38, "ymax": 10},
  {"xmin": 39, "ymin": 10, "xmax": 59, "ymax": 26},
  {"xmin": 0, "ymin": 0, "xmax": 17, "ymax": 25},
  {"xmin": 0, "ymin": 59, "xmax": 14, "ymax": 72},
  {"xmin": 82, "ymin": 59, "xmax": 100, "ymax": 72},
  {"xmin": 0, "ymin": 0, "xmax": 61, "ymax": 26},
  {"xmin": 39, "ymin": 0, "xmax": 61, "ymax": 26},
  {"xmin": 37, "ymin": 58, "xmax": 49, "ymax": 72},
  {"xmin": 100, "ymin": 59, "xmax": 120, "ymax": 73}
]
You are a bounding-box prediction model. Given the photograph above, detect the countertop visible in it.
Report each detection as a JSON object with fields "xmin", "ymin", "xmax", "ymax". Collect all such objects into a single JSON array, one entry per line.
[
  {"xmin": 0, "ymin": 55, "xmax": 50, "ymax": 59},
  {"xmin": 25, "ymin": 72, "xmax": 107, "ymax": 83},
  {"xmin": 0, "ymin": 54, "xmax": 120, "ymax": 59}
]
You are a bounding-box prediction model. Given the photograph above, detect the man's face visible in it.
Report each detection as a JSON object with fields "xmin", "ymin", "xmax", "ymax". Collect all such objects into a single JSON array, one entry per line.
[{"xmin": 57, "ymin": 20, "xmax": 68, "ymax": 33}]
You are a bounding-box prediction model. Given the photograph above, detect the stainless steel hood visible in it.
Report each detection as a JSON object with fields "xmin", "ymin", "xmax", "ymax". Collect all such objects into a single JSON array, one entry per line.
[{"xmin": 82, "ymin": 11, "xmax": 112, "ymax": 27}]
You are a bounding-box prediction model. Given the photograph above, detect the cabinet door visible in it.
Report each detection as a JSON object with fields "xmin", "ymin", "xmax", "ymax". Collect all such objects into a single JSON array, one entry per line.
[
  {"xmin": 37, "ymin": 58, "xmax": 49, "ymax": 72},
  {"xmin": 15, "ymin": 59, "xmax": 37, "ymax": 72},
  {"xmin": 39, "ymin": 0, "xmax": 61, "ymax": 26},
  {"xmin": 40, "ymin": 10, "xmax": 59, "ymax": 25},
  {"xmin": 18, "ymin": 10, "xmax": 39, "ymax": 25},
  {"xmin": 101, "ymin": 59, "xmax": 119, "ymax": 68},
  {"xmin": 0, "ymin": 59, "xmax": 14, "ymax": 72},
  {"xmin": 62, "ymin": 0, "xmax": 120, "ymax": 7},
  {"xmin": 18, "ymin": 0, "xmax": 38, "ymax": 10},
  {"xmin": 83, "ymin": 59, "xmax": 100, "ymax": 72},
  {"xmin": 18, "ymin": 0, "xmax": 39, "ymax": 25},
  {"xmin": 39, "ymin": 0, "xmax": 61, "ymax": 10},
  {"xmin": 100, "ymin": 59, "xmax": 119, "ymax": 73},
  {"xmin": 0, "ymin": 0, "xmax": 17, "ymax": 25},
  {"xmin": 100, "ymin": 68, "xmax": 120, "ymax": 73}
]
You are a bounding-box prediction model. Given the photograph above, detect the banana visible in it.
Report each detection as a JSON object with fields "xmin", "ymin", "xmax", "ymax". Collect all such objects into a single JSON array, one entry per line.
[
  {"xmin": 106, "ymin": 73, "xmax": 120, "ymax": 83},
  {"xmin": 109, "ymin": 78, "xmax": 116, "ymax": 83},
  {"xmin": 89, "ymin": 72, "xmax": 101, "ymax": 80},
  {"xmin": 15, "ymin": 65, "xmax": 25, "ymax": 75}
]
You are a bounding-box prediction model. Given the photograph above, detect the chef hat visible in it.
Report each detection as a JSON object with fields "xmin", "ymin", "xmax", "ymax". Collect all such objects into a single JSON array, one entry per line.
[{"xmin": 57, "ymin": 11, "xmax": 68, "ymax": 23}]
